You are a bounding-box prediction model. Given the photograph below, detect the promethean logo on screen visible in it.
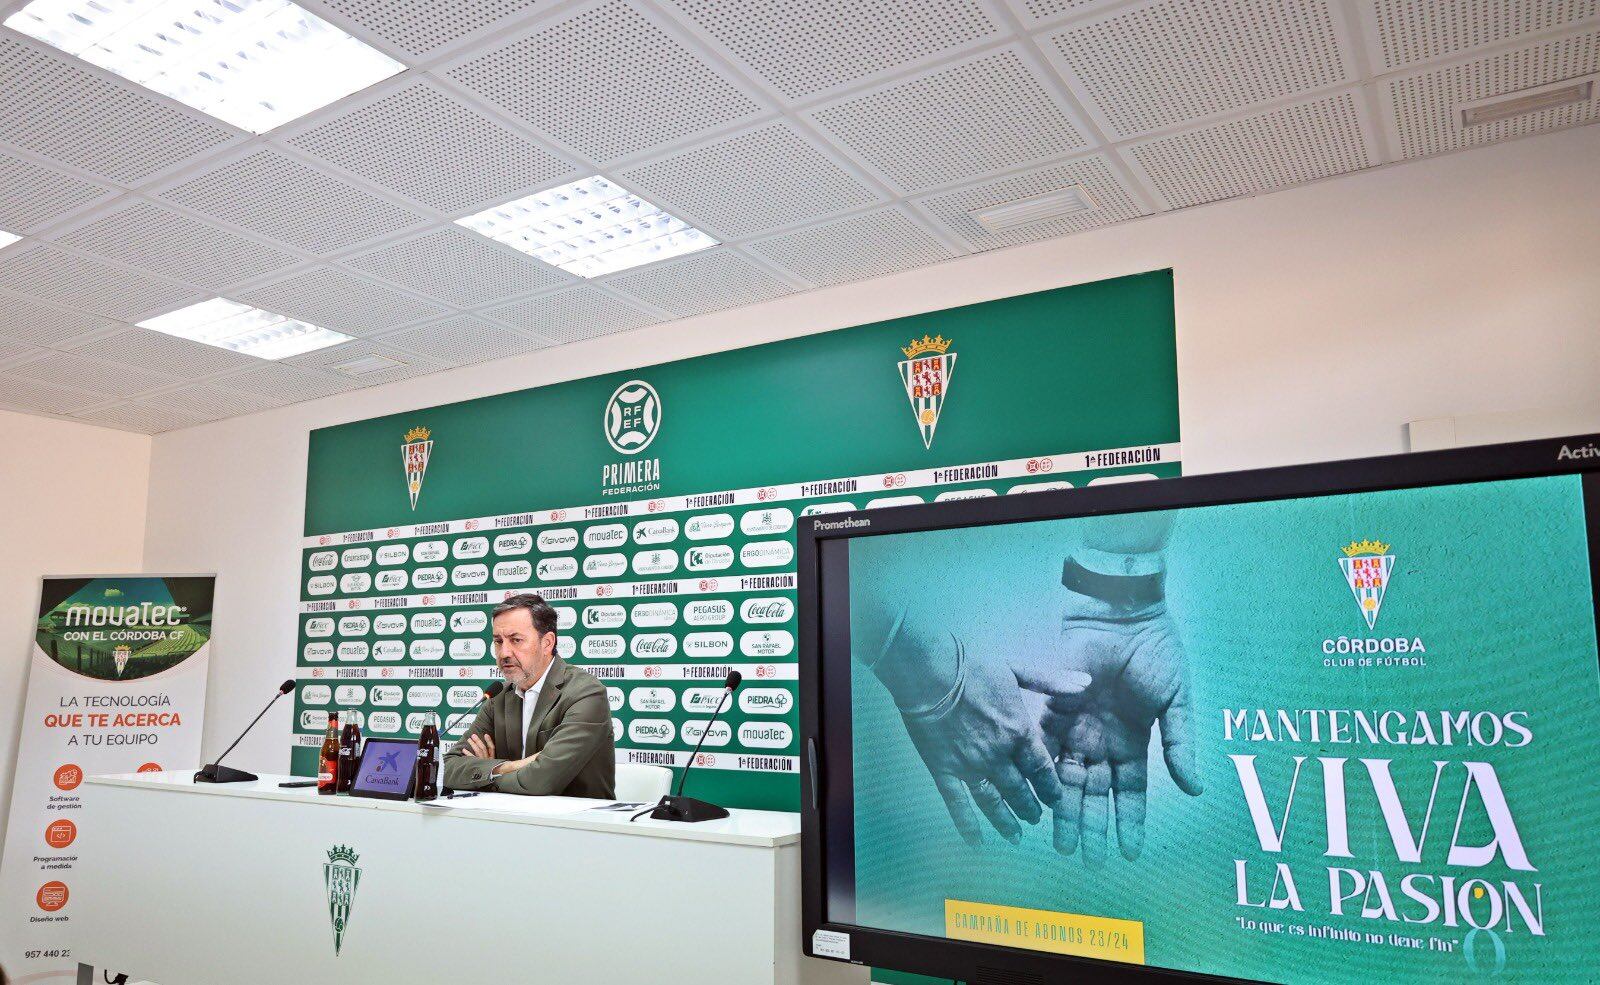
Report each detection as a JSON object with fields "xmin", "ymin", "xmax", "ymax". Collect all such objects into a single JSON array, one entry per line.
[
  {"xmin": 812, "ymin": 517, "xmax": 871, "ymax": 531},
  {"xmin": 1557, "ymin": 443, "xmax": 1599, "ymax": 460}
]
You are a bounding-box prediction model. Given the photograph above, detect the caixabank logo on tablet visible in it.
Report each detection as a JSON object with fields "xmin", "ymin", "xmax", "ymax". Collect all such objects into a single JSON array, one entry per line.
[{"xmin": 323, "ymin": 845, "xmax": 362, "ymax": 956}]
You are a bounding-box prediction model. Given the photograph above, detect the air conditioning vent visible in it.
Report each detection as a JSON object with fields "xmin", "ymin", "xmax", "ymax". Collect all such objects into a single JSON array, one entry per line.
[
  {"xmin": 331, "ymin": 354, "xmax": 405, "ymax": 376},
  {"xmin": 1461, "ymin": 79, "xmax": 1593, "ymax": 128},
  {"xmin": 969, "ymin": 186, "xmax": 1094, "ymax": 233}
]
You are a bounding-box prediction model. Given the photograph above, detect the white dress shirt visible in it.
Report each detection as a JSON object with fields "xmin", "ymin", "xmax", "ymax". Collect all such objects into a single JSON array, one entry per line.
[{"xmin": 516, "ymin": 661, "xmax": 554, "ymax": 757}]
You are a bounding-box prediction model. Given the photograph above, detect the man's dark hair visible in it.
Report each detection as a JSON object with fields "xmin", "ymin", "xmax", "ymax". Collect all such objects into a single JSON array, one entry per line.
[{"xmin": 492, "ymin": 593, "xmax": 558, "ymax": 636}]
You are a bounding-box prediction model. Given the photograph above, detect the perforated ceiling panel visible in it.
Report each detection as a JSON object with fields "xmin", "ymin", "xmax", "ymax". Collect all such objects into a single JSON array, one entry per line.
[
  {"xmin": 617, "ymin": 123, "xmax": 883, "ymax": 238},
  {"xmin": 219, "ymin": 363, "xmax": 364, "ymax": 402},
  {"xmin": 1008, "ymin": 0, "xmax": 1119, "ymax": 26},
  {"xmin": 661, "ymin": 0, "xmax": 1000, "ymax": 101},
  {"xmin": 157, "ymin": 150, "xmax": 429, "ymax": 255},
  {"xmin": 808, "ymin": 48, "xmax": 1089, "ymax": 193},
  {"xmin": 67, "ymin": 327, "xmax": 262, "ymax": 378},
  {"xmin": 914, "ymin": 155, "xmax": 1146, "ymax": 250},
  {"xmin": 1049, "ymin": 0, "xmax": 1352, "ymax": 138},
  {"xmin": 604, "ymin": 248, "xmax": 796, "ymax": 317},
  {"xmin": 373, "ymin": 315, "xmax": 551, "ymax": 365},
  {"xmin": 286, "ymin": 81, "xmax": 577, "ymax": 214},
  {"xmin": 6, "ymin": 349, "xmax": 177, "ymax": 397},
  {"xmin": 0, "ymin": 151, "xmax": 112, "ymax": 234},
  {"xmin": 1128, "ymin": 91, "xmax": 1372, "ymax": 209},
  {"xmin": 0, "ymin": 245, "xmax": 196, "ymax": 319},
  {"xmin": 484, "ymin": 285, "xmax": 659, "ymax": 342},
  {"xmin": 748, "ymin": 207, "xmax": 956, "ymax": 287},
  {"xmin": 0, "ymin": 334, "xmax": 41, "ymax": 365},
  {"xmin": 284, "ymin": 338, "xmax": 449, "ymax": 385},
  {"xmin": 0, "ymin": 372, "xmax": 104, "ymax": 414},
  {"xmin": 138, "ymin": 382, "xmax": 287, "ymax": 420},
  {"xmin": 317, "ymin": 0, "xmax": 552, "ymax": 57},
  {"xmin": 0, "ymin": 37, "xmax": 236, "ymax": 184},
  {"xmin": 1389, "ymin": 31, "xmax": 1600, "ymax": 158},
  {"xmin": 0, "ymin": 291, "xmax": 121, "ymax": 346},
  {"xmin": 346, "ymin": 228, "xmax": 571, "ymax": 307},
  {"xmin": 72, "ymin": 400, "xmax": 208, "ymax": 433},
  {"xmin": 1370, "ymin": 0, "xmax": 1599, "ymax": 70},
  {"xmin": 238, "ymin": 267, "xmax": 450, "ymax": 336},
  {"xmin": 446, "ymin": 0, "xmax": 763, "ymax": 162},
  {"xmin": 55, "ymin": 201, "xmax": 303, "ymax": 290}
]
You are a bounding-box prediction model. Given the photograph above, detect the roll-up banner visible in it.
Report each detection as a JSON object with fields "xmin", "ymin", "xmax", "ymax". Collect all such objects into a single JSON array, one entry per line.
[{"xmin": 0, "ymin": 575, "xmax": 214, "ymax": 982}]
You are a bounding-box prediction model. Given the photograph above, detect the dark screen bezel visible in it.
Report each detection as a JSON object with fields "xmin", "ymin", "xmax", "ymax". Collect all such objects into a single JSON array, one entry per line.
[{"xmin": 798, "ymin": 432, "xmax": 1600, "ymax": 985}]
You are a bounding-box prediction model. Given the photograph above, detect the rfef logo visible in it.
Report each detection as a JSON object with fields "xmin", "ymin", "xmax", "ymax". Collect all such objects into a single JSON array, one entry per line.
[
  {"xmin": 402, "ymin": 426, "xmax": 432, "ymax": 511},
  {"xmin": 604, "ymin": 380, "xmax": 661, "ymax": 455},
  {"xmin": 1338, "ymin": 539, "xmax": 1395, "ymax": 630}
]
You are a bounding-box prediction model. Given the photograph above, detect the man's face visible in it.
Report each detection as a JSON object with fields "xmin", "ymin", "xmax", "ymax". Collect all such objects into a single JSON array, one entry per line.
[{"xmin": 492, "ymin": 608, "xmax": 554, "ymax": 691}]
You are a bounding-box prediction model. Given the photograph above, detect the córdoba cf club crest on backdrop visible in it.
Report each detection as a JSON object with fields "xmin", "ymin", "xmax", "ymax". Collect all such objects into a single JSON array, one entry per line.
[
  {"xmin": 401, "ymin": 426, "xmax": 432, "ymax": 510},
  {"xmin": 898, "ymin": 335, "xmax": 957, "ymax": 449}
]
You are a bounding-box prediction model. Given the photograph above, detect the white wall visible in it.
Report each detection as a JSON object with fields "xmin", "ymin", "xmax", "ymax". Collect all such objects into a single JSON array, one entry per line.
[
  {"xmin": 0, "ymin": 410, "xmax": 150, "ymax": 854},
  {"xmin": 142, "ymin": 122, "xmax": 1600, "ymax": 777}
]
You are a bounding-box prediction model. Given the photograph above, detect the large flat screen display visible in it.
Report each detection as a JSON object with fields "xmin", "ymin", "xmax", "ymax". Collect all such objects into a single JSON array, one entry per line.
[{"xmin": 799, "ymin": 435, "xmax": 1600, "ymax": 984}]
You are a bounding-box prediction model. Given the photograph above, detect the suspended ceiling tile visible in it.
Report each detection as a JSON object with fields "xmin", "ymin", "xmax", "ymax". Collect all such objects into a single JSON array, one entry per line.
[
  {"xmin": 5, "ymin": 349, "xmax": 178, "ymax": 397},
  {"xmin": 1046, "ymin": 0, "xmax": 1354, "ymax": 139},
  {"xmin": 345, "ymin": 227, "xmax": 571, "ymax": 307},
  {"xmin": 65, "ymin": 327, "xmax": 264, "ymax": 378},
  {"xmin": 316, "ymin": 0, "xmax": 554, "ymax": 59},
  {"xmin": 217, "ymin": 362, "xmax": 367, "ymax": 403},
  {"xmin": 0, "ymin": 372, "xmax": 106, "ymax": 414},
  {"xmin": 372, "ymin": 315, "xmax": 551, "ymax": 365},
  {"xmin": 604, "ymin": 248, "xmax": 796, "ymax": 318},
  {"xmin": 0, "ymin": 151, "xmax": 115, "ymax": 234},
  {"xmin": 660, "ymin": 0, "xmax": 1002, "ymax": 102},
  {"xmin": 237, "ymin": 266, "xmax": 452, "ymax": 336},
  {"xmin": 748, "ymin": 207, "xmax": 958, "ymax": 287},
  {"xmin": 1387, "ymin": 30, "xmax": 1600, "ymax": 159},
  {"xmin": 1004, "ymin": 0, "xmax": 1125, "ymax": 28},
  {"xmin": 0, "ymin": 36, "xmax": 237, "ymax": 184},
  {"xmin": 913, "ymin": 155, "xmax": 1147, "ymax": 251},
  {"xmin": 283, "ymin": 337, "xmax": 451, "ymax": 385},
  {"xmin": 72, "ymin": 400, "xmax": 210, "ymax": 434},
  {"xmin": 137, "ymin": 382, "xmax": 289, "ymax": 420},
  {"xmin": 1127, "ymin": 91, "xmax": 1374, "ymax": 209},
  {"xmin": 0, "ymin": 244, "xmax": 197, "ymax": 319},
  {"xmin": 0, "ymin": 291, "xmax": 122, "ymax": 346},
  {"xmin": 54, "ymin": 200, "xmax": 304, "ymax": 290},
  {"xmin": 446, "ymin": 0, "xmax": 764, "ymax": 163},
  {"xmin": 484, "ymin": 285, "xmax": 659, "ymax": 342},
  {"xmin": 807, "ymin": 47, "xmax": 1090, "ymax": 194},
  {"xmin": 285, "ymin": 79, "xmax": 578, "ymax": 214},
  {"xmin": 1366, "ymin": 0, "xmax": 1599, "ymax": 71},
  {"xmin": 156, "ymin": 149, "xmax": 430, "ymax": 255}
]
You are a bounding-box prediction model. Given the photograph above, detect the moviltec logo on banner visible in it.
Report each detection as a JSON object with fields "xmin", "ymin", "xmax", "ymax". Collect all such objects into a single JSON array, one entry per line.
[{"xmin": 0, "ymin": 576, "xmax": 215, "ymax": 981}]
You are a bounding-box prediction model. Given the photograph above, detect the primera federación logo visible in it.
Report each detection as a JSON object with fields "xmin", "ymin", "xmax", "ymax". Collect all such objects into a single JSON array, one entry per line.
[{"xmin": 604, "ymin": 379, "xmax": 661, "ymax": 455}]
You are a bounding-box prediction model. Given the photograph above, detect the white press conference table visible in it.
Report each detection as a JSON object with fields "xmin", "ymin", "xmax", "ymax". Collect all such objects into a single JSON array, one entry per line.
[{"xmin": 74, "ymin": 772, "xmax": 866, "ymax": 985}]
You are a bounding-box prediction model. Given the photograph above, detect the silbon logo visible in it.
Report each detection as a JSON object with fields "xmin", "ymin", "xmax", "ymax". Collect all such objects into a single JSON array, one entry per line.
[
  {"xmin": 323, "ymin": 845, "xmax": 361, "ymax": 955},
  {"xmin": 604, "ymin": 380, "xmax": 662, "ymax": 455},
  {"xmin": 898, "ymin": 334, "xmax": 957, "ymax": 449},
  {"xmin": 1338, "ymin": 538, "xmax": 1395, "ymax": 630},
  {"xmin": 402, "ymin": 426, "xmax": 432, "ymax": 510}
]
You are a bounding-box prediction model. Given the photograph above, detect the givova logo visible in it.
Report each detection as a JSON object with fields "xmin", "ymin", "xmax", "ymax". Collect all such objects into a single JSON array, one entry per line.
[
  {"xmin": 1338, "ymin": 539, "xmax": 1395, "ymax": 629},
  {"xmin": 323, "ymin": 845, "xmax": 361, "ymax": 955},
  {"xmin": 605, "ymin": 379, "xmax": 661, "ymax": 455}
]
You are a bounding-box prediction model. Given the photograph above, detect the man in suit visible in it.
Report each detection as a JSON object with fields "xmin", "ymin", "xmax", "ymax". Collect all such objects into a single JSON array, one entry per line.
[{"xmin": 443, "ymin": 592, "xmax": 615, "ymax": 797}]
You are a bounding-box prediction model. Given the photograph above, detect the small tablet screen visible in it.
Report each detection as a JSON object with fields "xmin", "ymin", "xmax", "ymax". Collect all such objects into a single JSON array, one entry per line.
[{"xmin": 350, "ymin": 739, "xmax": 419, "ymax": 799}]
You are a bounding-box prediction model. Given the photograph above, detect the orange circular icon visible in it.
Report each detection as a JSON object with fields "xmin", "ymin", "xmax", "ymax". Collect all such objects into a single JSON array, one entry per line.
[
  {"xmin": 136, "ymin": 762, "xmax": 162, "ymax": 773},
  {"xmin": 45, "ymin": 819, "xmax": 76, "ymax": 850},
  {"xmin": 36, "ymin": 881, "xmax": 68, "ymax": 911},
  {"xmin": 52, "ymin": 764, "xmax": 82, "ymax": 791}
]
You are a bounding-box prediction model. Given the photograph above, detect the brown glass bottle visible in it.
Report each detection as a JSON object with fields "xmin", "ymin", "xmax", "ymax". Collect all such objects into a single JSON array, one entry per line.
[{"xmin": 317, "ymin": 713, "xmax": 339, "ymax": 795}]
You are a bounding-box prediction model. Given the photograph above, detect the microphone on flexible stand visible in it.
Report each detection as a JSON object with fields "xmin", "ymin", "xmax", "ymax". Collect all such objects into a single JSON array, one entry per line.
[
  {"xmin": 648, "ymin": 671, "xmax": 741, "ymax": 822},
  {"xmin": 194, "ymin": 680, "xmax": 294, "ymax": 783},
  {"xmin": 437, "ymin": 681, "xmax": 504, "ymax": 796}
]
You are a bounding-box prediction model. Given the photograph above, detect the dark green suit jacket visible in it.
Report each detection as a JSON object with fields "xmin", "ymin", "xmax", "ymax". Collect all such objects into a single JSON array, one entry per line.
[{"xmin": 441, "ymin": 657, "xmax": 615, "ymax": 798}]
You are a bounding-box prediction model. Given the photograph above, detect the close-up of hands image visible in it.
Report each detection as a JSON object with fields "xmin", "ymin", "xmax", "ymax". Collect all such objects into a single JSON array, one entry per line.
[{"xmin": 860, "ymin": 512, "xmax": 1201, "ymax": 864}]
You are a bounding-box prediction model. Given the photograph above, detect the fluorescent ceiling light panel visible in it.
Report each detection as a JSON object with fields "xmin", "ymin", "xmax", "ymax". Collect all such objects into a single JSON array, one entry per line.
[
  {"xmin": 0, "ymin": 231, "xmax": 20, "ymax": 250},
  {"xmin": 1461, "ymin": 79, "xmax": 1594, "ymax": 128},
  {"xmin": 456, "ymin": 176, "xmax": 718, "ymax": 278},
  {"xmin": 138, "ymin": 297, "xmax": 351, "ymax": 359},
  {"xmin": 4, "ymin": 0, "xmax": 404, "ymax": 133}
]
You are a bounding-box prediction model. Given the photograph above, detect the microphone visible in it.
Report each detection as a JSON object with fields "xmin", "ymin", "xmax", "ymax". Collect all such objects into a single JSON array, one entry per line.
[
  {"xmin": 194, "ymin": 680, "xmax": 294, "ymax": 784},
  {"xmin": 440, "ymin": 681, "xmax": 505, "ymax": 746},
  {"xmin": 648, "ymin": 671, "xmax": 742, "ymax": 822}
]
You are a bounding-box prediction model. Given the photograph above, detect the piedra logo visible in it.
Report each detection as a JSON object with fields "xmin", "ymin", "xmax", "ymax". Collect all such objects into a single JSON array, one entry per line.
[
  {"xmin": 323, "ymin": 844, "xmax": 361, "ymax": 956},
  {"xmin": 1337, "ymin": 539, "xmax": 1394, "ymax": 630},
  {"xmin": 401, "ymin": 426, "xmax": 433, "ymax": 511},
  {"xmin": 898, "ymin": 334, "xmax": 957, "ymax": 450}
]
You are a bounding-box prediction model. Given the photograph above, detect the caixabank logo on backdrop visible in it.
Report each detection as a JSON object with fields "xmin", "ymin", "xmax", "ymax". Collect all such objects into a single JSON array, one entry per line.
[
  {"xmin": 323, "ymin": 844, "xmax": 361, "ymax": 956},
  {"xmin": 1325, "ymin": 537, "xmax": 1424, "ymax": 665},
  {"xmin": 601, "ymin": 379, "xmax": 662, "ymax": 496}
]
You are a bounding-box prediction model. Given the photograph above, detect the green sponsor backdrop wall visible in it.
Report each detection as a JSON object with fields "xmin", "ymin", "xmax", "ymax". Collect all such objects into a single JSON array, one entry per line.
[{"xmin": 292, "ymin": 269, "xmax": 1182, "ymax": 810}]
